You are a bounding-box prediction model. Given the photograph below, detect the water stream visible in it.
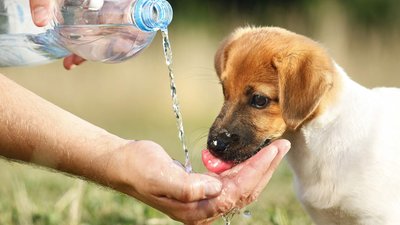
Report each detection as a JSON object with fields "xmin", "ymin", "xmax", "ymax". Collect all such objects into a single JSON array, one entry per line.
[{"xmin": 161, "ymin": 29, "xmax": 192, "ymax": 173}]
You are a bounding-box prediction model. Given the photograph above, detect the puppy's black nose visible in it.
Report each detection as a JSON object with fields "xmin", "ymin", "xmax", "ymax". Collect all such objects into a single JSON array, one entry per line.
[{"xmin": 207, "ymin": 130, "xmax": 238, "ymax": 153}]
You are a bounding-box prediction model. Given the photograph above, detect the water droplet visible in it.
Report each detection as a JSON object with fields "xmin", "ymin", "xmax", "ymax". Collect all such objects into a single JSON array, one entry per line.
[
  {"xmin": 222, "ymin": 208, "xmax": 240, "ymax": 225},
  {"xmin": 242, "ymin": 209, "xmax": 252, "ymax": 218}
]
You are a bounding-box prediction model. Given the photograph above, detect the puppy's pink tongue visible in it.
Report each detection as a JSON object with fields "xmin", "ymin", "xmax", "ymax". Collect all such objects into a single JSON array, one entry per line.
[{"xmin": 202, "ymin": 149, "xmax": 234, "ymax": 174}]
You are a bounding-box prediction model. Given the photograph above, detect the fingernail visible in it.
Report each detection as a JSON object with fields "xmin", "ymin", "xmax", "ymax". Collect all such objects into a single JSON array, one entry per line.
[
  {"xmin": 268, "ymin": 146, "xmax": 278, "ymax": 158},
  {"xmin": 33, "ymin": 6, "xmax": 49, "ymax": 25},
  {"xmin": 204, "ymin": 180, "xmax": 222, "ymax": 196},
  {"xmin": 282, "ymin": 140, "xmax": 291, "ymax": 154},
  {"xmin": 69, "ymin": 64, "xmax": 77, "ymax": 70}
]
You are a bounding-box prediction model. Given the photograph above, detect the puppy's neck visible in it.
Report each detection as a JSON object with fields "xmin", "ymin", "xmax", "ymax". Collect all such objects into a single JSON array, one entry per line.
[
  {"xmin": 284, "ymin": 62, "xmax": 376, "ymax": 199},
  {"xmin": 295, "ymin": 62, "xmax": 374, "ymax": 152},
  {"xmin": 306, "ymin": 63, "xmax": 370, "ymax": 128}
]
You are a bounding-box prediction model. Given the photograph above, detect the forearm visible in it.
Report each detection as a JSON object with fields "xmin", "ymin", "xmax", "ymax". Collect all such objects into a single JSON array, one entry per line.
[{"xmin": 0, "ymin": 73, "xmax": 127, "ymax": 185}]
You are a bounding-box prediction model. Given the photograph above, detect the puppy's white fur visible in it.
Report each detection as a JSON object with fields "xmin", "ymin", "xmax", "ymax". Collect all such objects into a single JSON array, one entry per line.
[{"xmin": 286, "ymin": 63, "xmax": 400, "ymax": 225}]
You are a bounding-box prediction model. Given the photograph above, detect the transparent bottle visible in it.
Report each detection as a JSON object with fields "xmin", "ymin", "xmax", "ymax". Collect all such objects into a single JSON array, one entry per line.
[{"xmin": 0, "ymin": 0, "xmax": 172, "ymax": 66}]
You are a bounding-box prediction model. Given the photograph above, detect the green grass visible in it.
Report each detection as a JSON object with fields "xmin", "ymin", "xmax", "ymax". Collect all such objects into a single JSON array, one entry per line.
[
  {"xmin": 0, "ymin": 160, "xmax": 178, "ymax": 225},
  {"xmin": 0, "ymin": 157, "xmax": 310, "ymax": 225}
]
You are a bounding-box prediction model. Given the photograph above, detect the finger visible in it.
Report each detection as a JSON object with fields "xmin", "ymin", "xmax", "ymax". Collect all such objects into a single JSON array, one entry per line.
[
  {"xmin": 161, "ymin": 171, "xmax": 222, "ymax": 202},
  {"xmin": 30, "ymin": 0, "xmax": 51, "ymax": 27},
  {"xmin": 63, "ymin": 55, "xmax": 74, "ymax": 70},
  {"xmin": 234, "ymin": 141, "xmax": 279, "ymax": 185},
  {"xmin": 219, "ymin": 140, "xmax": 288, "ymax": 207},
  {"xmin": 63, "ymin": 55, "xmax": 86, "ymax": 70},
  {"xmin": 204, "ymin": 140, "xmax": 290, "ymax": 213},
  {"xmin": 253, "ymin": 139, "xmax": 290, "ymax": 196},
  {"xmin": 189, "ymin": 214, "xmax": 220, "ymax": 225},
  {"xmin": 151, "ymin": 196, "xmax": 221, "ymax": 223},
  {"xmin": 73, "ymin": 55, "xmax": 86, "ymax": 65}
]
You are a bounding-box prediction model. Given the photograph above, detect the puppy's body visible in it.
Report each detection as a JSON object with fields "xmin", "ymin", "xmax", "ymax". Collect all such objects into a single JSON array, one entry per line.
[
  {"xmin": 208, "ymin": 26, "xmax": 400, "ymax": 225},
  {"xmin": 287, "ymin": 66, "xmax": 400, "ymax": 224}
]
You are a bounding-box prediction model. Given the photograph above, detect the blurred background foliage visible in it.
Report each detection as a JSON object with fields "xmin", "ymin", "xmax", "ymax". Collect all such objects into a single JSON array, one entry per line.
[
  {"xmin": 0, "ymin": 0, "xmax": 400, "ymax": 224},
  {"xmin": 168, "ymin": 0, "xmax": 400, "ymax": 29}
]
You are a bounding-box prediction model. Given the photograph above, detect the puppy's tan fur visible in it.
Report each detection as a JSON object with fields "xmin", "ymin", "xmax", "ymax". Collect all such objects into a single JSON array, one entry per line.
[
  {"xmin": 214, "ymin": 27, "xmax": 341, "ymax": 139},
  {"xmin": 210, "ymin": 26, "xmax": 400, "ymax": 225}
]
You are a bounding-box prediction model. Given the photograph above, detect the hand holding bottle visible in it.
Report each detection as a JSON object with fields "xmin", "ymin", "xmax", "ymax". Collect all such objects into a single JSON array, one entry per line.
[{"xmin": 29, "ymin": 0, "xmax": 86, "ymax": 69}]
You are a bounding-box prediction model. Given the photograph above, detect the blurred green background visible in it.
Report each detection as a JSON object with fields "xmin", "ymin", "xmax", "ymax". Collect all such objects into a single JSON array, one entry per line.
[{"xmin": 1, "ymin": 0, "xmax": 400, "ymax": 224}]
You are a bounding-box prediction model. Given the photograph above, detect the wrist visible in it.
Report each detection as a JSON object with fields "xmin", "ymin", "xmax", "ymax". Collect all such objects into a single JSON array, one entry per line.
[
  {"xmin": 56, "ymin": 130, "xmax": 130, "ymax": 187},
  {"xmin": 101, "ymin": 140, "xmax": 161, "ymax": 198},
  {"xmin": 98, "ymin": 140, "xmax": 145, "ymax": 198}
]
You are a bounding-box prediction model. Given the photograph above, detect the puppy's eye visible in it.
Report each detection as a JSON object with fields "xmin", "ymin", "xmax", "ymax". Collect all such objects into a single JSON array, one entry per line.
[{"xmin": 250, "ymin": 94, "xmax": 269, "ymax": 109}]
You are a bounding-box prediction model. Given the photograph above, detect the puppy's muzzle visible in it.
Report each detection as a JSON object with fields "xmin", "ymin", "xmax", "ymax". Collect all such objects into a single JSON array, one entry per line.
[{"xmin": 207, "ymin": 129, "xmax": 239, "ymax": 154}]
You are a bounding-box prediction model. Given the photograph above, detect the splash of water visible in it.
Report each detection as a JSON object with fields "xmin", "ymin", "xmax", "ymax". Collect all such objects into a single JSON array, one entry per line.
[
  {"xmin": 242, "ymin": 209, "xmax": 252, "ymax": 218},
  {"xmin": 222, "ymin": 215, "xmax": 232, "ymax": 225},
  {"xmin": 221, "ymin": 208, "xmax": 253, "ymax": 224},
  {"xmin": 222, "ymin": 208, "xmax": 240, "ymax": 225},
  {"xmin": 161, "ymin": 29, "xmax": 192, "ymax": 173}
]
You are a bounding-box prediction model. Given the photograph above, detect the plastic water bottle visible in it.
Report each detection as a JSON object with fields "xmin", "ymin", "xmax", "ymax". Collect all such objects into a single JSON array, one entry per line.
[{"xmin": 0, "ymin": 0, "xmax": 172, "ymax": 67}]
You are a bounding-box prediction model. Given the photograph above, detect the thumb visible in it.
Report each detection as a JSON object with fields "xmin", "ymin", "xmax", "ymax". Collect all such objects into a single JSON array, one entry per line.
[
  {"xmin": 167, "ymin": 172, "xmax": 222, "ymax": 202},
  {"xmin": 253, "ymin": 139, "xmax": 291, "ymax": 194},
  {"xmin": 63, "ymin": 55, "xmax": 86, "ymax": 70},
  {"xmin": 30, "ymin": 0, "xmax": 51, "ymax": 27}
]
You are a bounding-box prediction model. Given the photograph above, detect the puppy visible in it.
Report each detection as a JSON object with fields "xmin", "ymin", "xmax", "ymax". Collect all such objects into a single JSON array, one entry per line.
[{"xmin": 205, "ymin": 26, "xmax": 400, "ymax": 225}]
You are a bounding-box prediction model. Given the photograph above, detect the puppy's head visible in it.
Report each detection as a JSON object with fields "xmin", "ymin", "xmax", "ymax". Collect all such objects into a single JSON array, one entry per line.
[{"xmin": 207, "ymin": 26, "xmax": 336, "ymax": 163}]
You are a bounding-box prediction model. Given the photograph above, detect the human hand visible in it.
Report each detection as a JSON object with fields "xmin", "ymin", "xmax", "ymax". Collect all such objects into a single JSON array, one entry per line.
[
  {"xmin": 108, "ymin": 140, "xmax": 224, "ymax": 224},
  {"xmin": 29, "ymin": 0, "xmax": 50, "ymax": 27},
  {"xmin": 29, "ymin": 0, "xmax": 86, "ymax": 69},
  {"xmin": 62, "ymin": 55, "xmax": 86, "ymax": 70},
  {"xmin": 108, "ymin": 139, "xmax": 290, "ymax": 225},
  {"xmin": 202, "ymin": 139, "xmax": 290, "ymax": 224}
]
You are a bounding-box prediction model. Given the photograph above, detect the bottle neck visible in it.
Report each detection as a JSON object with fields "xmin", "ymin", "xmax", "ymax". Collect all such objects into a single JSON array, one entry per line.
[{"xmin": 132, "ymin": 0, "xmax": 173, "ymax": 32}]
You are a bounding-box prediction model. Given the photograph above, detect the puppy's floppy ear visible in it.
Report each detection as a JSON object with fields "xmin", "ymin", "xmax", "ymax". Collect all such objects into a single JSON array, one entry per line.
[
  {"xmin": 214, "ymin": 35, "xmax": 235, "ymax": 77},
  {"xmin": 273, "ymin": 50, "xmax": 334, "ymax": 130}
]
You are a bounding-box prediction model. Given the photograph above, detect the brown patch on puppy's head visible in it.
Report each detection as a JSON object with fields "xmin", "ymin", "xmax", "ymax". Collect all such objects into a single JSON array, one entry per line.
[{"xmin": 207, "ymin": 26, "xmax": 336, "ymax": 163}]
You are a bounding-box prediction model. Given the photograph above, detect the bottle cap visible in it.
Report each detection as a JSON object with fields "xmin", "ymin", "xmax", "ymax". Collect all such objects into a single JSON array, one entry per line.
[{"xmin": 133, "ymin": 0, "xmax": 173, "ymax": 32}]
